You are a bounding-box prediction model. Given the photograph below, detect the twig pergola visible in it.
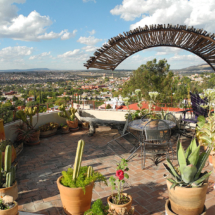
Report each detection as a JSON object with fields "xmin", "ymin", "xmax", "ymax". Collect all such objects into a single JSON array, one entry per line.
[{"xmin": 84, "ymin": 24, "xmax": 215, "ymax": 71}]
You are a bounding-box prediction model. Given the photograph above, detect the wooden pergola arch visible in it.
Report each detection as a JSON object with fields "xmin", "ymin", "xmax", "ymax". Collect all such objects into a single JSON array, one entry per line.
[{"xmin": 84, "ymin": 24, "xmax": 215, "ymax": 71}]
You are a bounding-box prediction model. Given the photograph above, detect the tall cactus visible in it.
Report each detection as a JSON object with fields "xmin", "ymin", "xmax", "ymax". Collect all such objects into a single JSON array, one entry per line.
[
  {"xmin": 87, "ymin": 166, "xmax": 93, "ymax": 178},
  {"xmin": 0, "ymin": 145, "xmax": 16, "ymax": 188},
  {"xmin": 58, "ymin": 105, "xmax": 77, "ymax": 121},
  {"xmin": 73, "ymin": 139, "xmax": 85, "ymax": 181},
  {"xmin": 24, "ymin": 106, "xmax": 37, "ymax": 127}
]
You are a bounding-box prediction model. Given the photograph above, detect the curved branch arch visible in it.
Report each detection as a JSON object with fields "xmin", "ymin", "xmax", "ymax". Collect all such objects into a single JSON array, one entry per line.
[{"xmin": 84, "ymin": 24, "xmax": 215, "ymax": 71}]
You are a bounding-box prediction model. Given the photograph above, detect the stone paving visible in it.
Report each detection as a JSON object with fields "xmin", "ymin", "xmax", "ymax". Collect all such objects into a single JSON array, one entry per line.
[{"xmin": 16, "ymin": 126, "xmax": 215, "ymax": 215}]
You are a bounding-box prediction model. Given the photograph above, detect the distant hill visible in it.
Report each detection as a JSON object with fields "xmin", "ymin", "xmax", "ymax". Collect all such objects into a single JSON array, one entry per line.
[
  {"xmin": 0, "ymin": 68, "xmax": 50, "ymax": 72},
  {"xmin": 172, "ymin": 64, "xmax": 214, "ymax": 75}
]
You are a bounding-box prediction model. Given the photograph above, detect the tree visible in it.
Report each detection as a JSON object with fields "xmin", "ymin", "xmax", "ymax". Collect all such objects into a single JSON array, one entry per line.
[
  {"xmin": 121, "ymin": 59, "xmax": 174, "ymax": 103},
  {"xmin": 12, "ymin": 96, "xmax": 18, "ymax": 101}
]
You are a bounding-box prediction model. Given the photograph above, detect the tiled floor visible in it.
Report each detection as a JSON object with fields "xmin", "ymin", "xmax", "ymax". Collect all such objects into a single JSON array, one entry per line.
[{"xmin": 16, "ymin": 126, "xmax": 215, "ymax": 215}]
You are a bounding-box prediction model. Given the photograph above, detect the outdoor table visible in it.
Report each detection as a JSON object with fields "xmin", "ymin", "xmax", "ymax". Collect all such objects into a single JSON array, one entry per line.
[
  {"xmin": 128, "ymin": 119, "xmax": 176, "ymax": 166},
  {"xmin": 128, "ymin": 119, "xmax": 176, "ymax": 132}
]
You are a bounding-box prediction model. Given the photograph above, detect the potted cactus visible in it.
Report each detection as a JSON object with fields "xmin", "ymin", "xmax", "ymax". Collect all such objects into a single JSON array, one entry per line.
[
  {"xmin": 39, "ymin": 122, "xmax": 59, "ymax": 138},
  {"xmin": 58, "ymin": 105, "xmax": 79, "ymax": 131},
  {"xmin": 57, "ymin": 139, "xmax": 107, "ymax": 215},
  {"xmin": 0, "ymin": 140, "xmax": 16, "ymax": 164},
  {"xmin": 0, "ymin": 195, "xmax": 18, "ymax": 215},
  {"xmin": 15, "ymin": 107, "xmax": 40, "ymax": 145},
  {"xmin": 163, "ymin": 138, "xmax": 212, "ymax": 215},
  {"xmin": 0, "ymin": 145, "xmax": 18, "ymax": 201}
]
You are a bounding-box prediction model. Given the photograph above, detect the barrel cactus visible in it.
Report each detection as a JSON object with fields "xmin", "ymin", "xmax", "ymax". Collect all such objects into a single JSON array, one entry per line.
[
  {"xmin": 58, "ymin": 105, "xmax": 77, "ymax": 121},
  {"xmin": 163, "ymin": 138, "xmax": 212, "ymax": 188}
]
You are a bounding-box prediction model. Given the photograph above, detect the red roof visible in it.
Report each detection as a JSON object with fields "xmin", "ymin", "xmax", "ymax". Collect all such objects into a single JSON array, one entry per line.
[{"xmin": 120, "ymin": 102, "xmax": 162, "ymax": 111}]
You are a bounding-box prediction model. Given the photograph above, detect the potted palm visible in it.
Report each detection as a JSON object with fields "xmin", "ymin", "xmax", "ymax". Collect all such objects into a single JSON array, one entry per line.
[
  {"xmin": 39, "ymin": 122, "xmax": 59, "ymax": 138},
  {"xmin": 108, "ymin": 159, "xmax": 133, "ymax": 214},
  {"xmin": 57, "ymin": 139, "xmax": 107, "ymax": 215},
  {"xmin": 15, "ymin": 107, "xmax": 40, "ymax": 145},
  {"xmin": 0, "ymin": 195, "xmax": 18, "ymax": 215},
  {"xmin": 0, "ymin": 145, "xmax": 18, "ymax": 201},
  {"xmin": 58, "ymin": 105, "xmax": 79, "ymax": 131},
  {"xmin": 163, "ymin": 138, "xmax": 212, "ymax": 215}
]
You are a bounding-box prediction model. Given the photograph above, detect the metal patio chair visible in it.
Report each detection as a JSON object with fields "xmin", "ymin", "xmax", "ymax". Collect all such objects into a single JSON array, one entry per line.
[
  {"xmin": 180, "ymin": 92, "xmax": 208, "ymax": 137},
  {"xmin": 106, "ymin": 114, "xmax": 140, "ymax": 160},
  {"xmin": 164, "ymin": 112, "xmax": 180, "ymax": 137},
  {"xmin": 141, "ymin": 119, "xmax": 173, "ymax": 169}
]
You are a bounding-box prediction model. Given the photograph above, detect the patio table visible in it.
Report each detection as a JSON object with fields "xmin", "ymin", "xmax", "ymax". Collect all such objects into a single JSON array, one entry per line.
[{"xmin": 128, "ymin": 119, "xmax": 176, "ymax": 167}]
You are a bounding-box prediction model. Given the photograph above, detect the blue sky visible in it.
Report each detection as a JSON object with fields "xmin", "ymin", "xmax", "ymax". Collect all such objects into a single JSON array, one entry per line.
[{"xmin": 0, "ymin": 0, "xmax": 214, "ymax": 70}]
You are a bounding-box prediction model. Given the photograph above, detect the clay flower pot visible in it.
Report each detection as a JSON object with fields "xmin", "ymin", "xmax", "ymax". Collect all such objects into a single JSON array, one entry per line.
[
  {"xmin": 107, "ymin": 193, "xmax": 132, "ymax": 214},
  {"xmin": 57, "ymin": 176, "xmax": 94, "ymax": 215},
  {"xmin": 61, "ymin": 125, "xmax": 70, "ymax": 134},
  {"xmin": 211, "ymin": 155, "xmax": 215, "ymax": 172},
  {"xmin": 166, "ymin": 180, "xmax": 208, "ymax": 215},
  {"xmin": 0, "ymin": 201, "xmax": 18, "ymax": 215},
  {"xmin": 0, "ymin": 181, "xmax": 18, "ymax": 201},
  {"xmin": 165, "ymin": 200, "xmax": 206, "ymax": 215},
  {"xmin": 40, "ymin": 128, "xmax": 57, "ymax": 138},
  {"xmin": 25, "ymin": 130, "xmax": 40, "ymax": 146},
  {"xmin": 149, "ymin": 120, "xmax": 159, "ymax": 128},
  {"xmin": 66, "ymin": 118, "xmax": 78, "ymax": 129}
]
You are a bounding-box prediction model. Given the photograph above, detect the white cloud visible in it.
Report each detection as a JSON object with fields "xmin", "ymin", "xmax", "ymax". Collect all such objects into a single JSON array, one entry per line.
[
  {"xmin": 0, "ymin": 46, "xmax": 33, "ymax": 62},
  {"xmin": 83, "ymin": 0, "xmax": 96, "ymax": 3},
  {"xmin": 61, "ymin": 29, "xmax": 77, "ymax": 40},
  {"xmin": 89, "ymin": 30, "xmax": 96, "ymax": 35},
  {"xmin": 77, "ymin": 36, "xmax": 102, "ymax": 46},
  {"xmin": 82, "ymin": 46, "xmax": 98, "ymax": 52},
  {"xmin": 111, "ymin": 0, "xmax": 215, "ymax": 33},
  {"xmin": 57, "ymin": 49, "xmax": 81, "ymax": 58},
  {"xmin": 29, "ymin": 52, "xmax": 51, "ymax": 60},
  {"xmin": 0, "ymin": 1, "xmax": 77, "ymax": 41}
]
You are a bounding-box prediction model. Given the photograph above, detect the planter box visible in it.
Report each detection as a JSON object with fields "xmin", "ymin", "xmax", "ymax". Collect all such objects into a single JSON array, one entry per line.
[{"xmin": 40, "ymin": 128, "xmax": 58, "ymax": 138}]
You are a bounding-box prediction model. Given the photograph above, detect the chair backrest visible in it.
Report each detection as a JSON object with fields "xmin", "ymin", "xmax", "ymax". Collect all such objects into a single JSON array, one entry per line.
[
  {"xmin": 144, "ymin": 119, "xmax": 171, "ymax": 142},
  {"xmin": 190, "ymin": 92, "xmax": 209, "ymax": 118}
]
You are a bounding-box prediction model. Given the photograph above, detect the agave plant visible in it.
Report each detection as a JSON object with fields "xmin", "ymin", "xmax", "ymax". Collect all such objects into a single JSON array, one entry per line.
[{"xmin": 163, "ymin": 138, "xmax": 212, "ymax": 189}]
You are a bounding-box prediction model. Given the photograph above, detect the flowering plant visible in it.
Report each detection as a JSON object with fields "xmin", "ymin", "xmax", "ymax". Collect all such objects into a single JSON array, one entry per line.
[{"xmin": 109, "ymin": 159, "xmax": 129, "ymax": 205}]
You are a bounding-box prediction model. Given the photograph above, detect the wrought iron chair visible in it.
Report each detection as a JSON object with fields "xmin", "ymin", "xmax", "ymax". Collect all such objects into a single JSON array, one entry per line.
[
  {"xmin": 180, "ymin": 92, "xmax": 208, "ymax": 137},
  {"xmin": 106, "ymin": 114, "xmax": 139, "ymax": 160},
  {"xmin": 141, "ymin": 119, "xmax": 173, "ymax": 169},
  {"xmin": 164, "ymin": 113, "xmax": 179, "ymax": 137}
]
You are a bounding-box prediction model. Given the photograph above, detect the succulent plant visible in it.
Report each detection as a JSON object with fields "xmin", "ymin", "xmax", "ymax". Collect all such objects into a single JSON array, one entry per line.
[
  {"xmin": 39, "ymin": 122, "xmax": 59, "ymax": 132},
  {"xmin": 0, "ymin": 145, "xmax": 16, "ymax": 188},
  {"xmin": 196, "ymin": 114, "xmax": 215, "ymax": 154},
  {"xmin": 58, "ymin": 105, "xmax": 77, "ymax": 121},
  {"xmin": 163, "ymin": 138, "xmax": 212, "ymax": 189}
]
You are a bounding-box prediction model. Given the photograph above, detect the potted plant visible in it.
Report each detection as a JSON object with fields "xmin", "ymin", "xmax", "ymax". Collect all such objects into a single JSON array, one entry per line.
[
  {"xmin": 163, "ymin": 138, "xmax": 212, "ymax": 215},
  {"xmin": 15, "ymin": 107, "xmax": 40, "ymax": 145},
  {"xmin": 196, "ymin": 114, "xmax": 215, "ymax": 168},
  {"xmin": 39, "ymin": 122, "xmax": 59, "ymax": 138},
  {"xmin": 108, "ymin": 159, "xmax": 133, "ymax": 214},
  {"xmin": 0, "ymin": 140, "xmax": 16, "ymax": 164},
  {"xmin": 57, "ymin": 139, "xmax": 107, "ymax": 215},
  {"xmin": 58, "ymin": 105, "xmax": 79, "ymax": 131},
  {"xmin": 60, "ymin": 124, "xmax": 70, "ymax": 134},
  {"xmin": 0, "ymin": 195, "xmax": 18, "ymax": 215},
  {"xmin": 0, "ymin": 145, "xmax": 18, "ymax": 201}
]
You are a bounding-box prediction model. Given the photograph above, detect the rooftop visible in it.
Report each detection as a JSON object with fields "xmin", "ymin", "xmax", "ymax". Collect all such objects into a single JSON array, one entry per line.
[{"xmin": 16, "ymin": 126, "xmax": 215, "ymax": 215}]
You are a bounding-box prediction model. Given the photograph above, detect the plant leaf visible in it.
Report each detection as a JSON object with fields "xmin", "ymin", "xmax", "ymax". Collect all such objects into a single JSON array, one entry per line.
[
  {"xmin": 187, "ymin": 146, "xmax": 200, "ymax": 166},
  {"xmin": 177, "ymin": 141, "xmax": 187, "ymax": 173},
  {"xmin": 192, "ymin": 171, "xmax": 212, "ymax": 186}
]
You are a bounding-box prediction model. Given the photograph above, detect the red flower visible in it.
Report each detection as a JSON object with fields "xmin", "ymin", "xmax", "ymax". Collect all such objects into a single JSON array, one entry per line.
[{"xmin": 116, "ymin": 170, "xmax": 124, "ymax": 180}]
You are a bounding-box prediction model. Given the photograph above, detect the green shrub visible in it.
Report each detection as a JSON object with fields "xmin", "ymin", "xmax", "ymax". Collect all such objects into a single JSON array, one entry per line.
[{"xmin": 84, "ymin": 199, "xmax": 109, "ymax": 215}]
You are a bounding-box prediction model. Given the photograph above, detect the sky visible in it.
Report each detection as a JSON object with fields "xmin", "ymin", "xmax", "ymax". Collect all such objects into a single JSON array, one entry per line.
[{"xmin": 0, "ymin": 0, "xmax": 215, "ymax": 71}]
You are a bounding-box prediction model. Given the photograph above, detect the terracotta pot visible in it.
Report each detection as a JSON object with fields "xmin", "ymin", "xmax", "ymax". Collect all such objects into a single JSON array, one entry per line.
[
  {"xmin": 25, "ymin": 130, "xmax": 40, "ymax": 146},
  {"xmin": 0, "ymin": 201, "xmax": 18, "ymax": 215},
  {"xmin": 0, "ymin": 119, "xmax": 5, "ymax": 141},
  {"xmin": 2, "ymin": 145, "xmax": 16, "ymax": 164},
  {"xmin": 212, "ymin": 155, "xmax": 215, "ymax": 173},
  {"xmin": 165, "ymin": 200, "xmax": 206, "ymax": 215},
  {"xmin": 0, "ymin": 181, "xmax": 18, "ymax": 201},
  {"xmin": 61, "ymin": 126, "xmax": 70, "ymax": 134},
  {"xmin": 57, "ymin": 176, "xmax": 94, "ymax": 215},
  {"xmin": 66, "ymin": 119, "xmax": 78, "ymax": 129},
  {"xmin": 40, "ymin": 128, "xmax": 57, "ymax": 138},
  {"xmin": 107, "ymin": 193, "xmax": 132, "ymax": 213},
  {"xmin": 166, "ymin": 180, "xmax": 208, "ymax": 215},
  {"xmin": 209, "ymin": 154, "xmax": 213, "ymax": 166},
  {"xmin": 149, "ymin": 120, "xmax": 158, "ymax": 128}
]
